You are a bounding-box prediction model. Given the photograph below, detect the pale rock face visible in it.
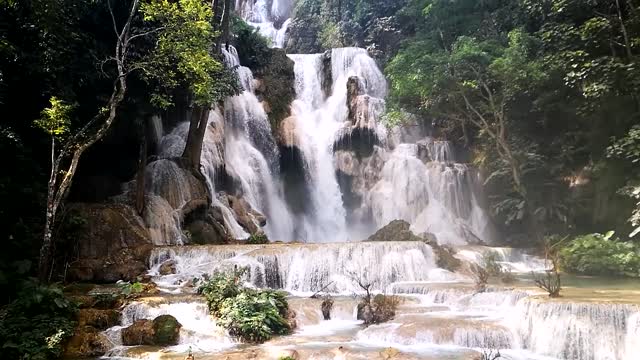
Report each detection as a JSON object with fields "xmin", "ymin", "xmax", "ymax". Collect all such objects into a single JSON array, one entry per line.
[{"xmin": 278, "ymin": 115, "xmax": 300, "ymax": 148}]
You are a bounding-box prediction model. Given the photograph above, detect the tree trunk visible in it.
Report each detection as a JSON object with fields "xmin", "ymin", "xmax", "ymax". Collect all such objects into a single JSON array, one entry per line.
[
  {"xmin": 135, "ymin": 117, "xmax": 148, "ymax": 215},
  {"xmin": 182, "ymin": 106, "xmax": 210, "ymax": 169},
  {"xmin": 212, "ymin": 0, "xmax": 222, "ymax": 31},
  {"xmin": 616, "ymin": 0, "xmax": 633, "ymax": 59},
  {"xmin": 221, "ymin": 0, "xmax": 232, "ymax": 50}
]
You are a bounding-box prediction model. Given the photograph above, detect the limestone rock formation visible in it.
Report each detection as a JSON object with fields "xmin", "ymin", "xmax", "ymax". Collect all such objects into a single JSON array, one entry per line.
[
  {"xmin": 227, "ymin": 194, "xmax": 267, "ymax": 235},
  {"xmin": 65, "ymin": 203, "xmax": 153, "ymax": 282},
  {"xmin": 70, "ymin": 203, "xmax": 152, "ymax": 259}
]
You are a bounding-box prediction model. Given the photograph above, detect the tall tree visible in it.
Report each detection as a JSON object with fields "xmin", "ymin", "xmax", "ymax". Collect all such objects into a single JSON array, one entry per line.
[{"xmin": 37, "ymin": 0, "xmax": 142, "ymax": 281}]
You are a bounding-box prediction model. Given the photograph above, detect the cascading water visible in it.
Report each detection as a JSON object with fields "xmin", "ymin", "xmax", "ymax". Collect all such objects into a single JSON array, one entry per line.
[
  {"xmin": 98, "ymin": 7, "xmax": 640, "ymax": 360},
  {"xmin": 512, "ymin": 298, "xmax": 640, "ymax": 360},
  {"xmin": 221, "ymin": 45, "xmax": 295, "ymax": 241},
  {"xmin": 149, "ymin": 241, "xmax": 441, "ymax": 294},
  {"xmin": 366, "ymin": 140, "xmax": 491, "ymax": 245},
  {"xmin": 235, "ymin": 0, "xmax": 292, "ymax": 47}
]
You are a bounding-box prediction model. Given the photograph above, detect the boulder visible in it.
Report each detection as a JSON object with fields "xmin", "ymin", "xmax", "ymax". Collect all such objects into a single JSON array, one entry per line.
[
  {"xmin": 64, "ymin": 326, "xmax": 110, "ymax": 358},
  {"xmin": 158, "ymin": 260, "xmax": 176, "ymax": 275},
  {"xmin": 366, "ymin": 220, "xmax": 422, "ymax": 242},
  {"xmin": 153, "ymin": 315, "xmax": 182, "ymax": 345},
  {"xmin": 278, "ymin": 115, "xmax": 300, "ymax": 148},
  {"xmin": 121, "ymin": 315, "xmax": 181, "ymax": 346},
  {"xmin": 122, "ymin": 319, "xmax": 155, "ymax": 346},
  {"xmin": 183, "ymin": 204, "xmax": 229, "ymax": 245}
]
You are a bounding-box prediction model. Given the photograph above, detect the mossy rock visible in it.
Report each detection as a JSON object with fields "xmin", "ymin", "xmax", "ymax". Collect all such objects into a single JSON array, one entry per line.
[
  {"xmin": 152, "ymin": 315, "xmax": 182, "ymax": 345},
  {"xmin": 366, "ymin": 220, "xmax": 422, "ymax": 242},
  {"xmin": 64, "ymin": 326, "xmax": 109, "ymax": 358},
  {"xmin": 77, "ymin": 309, "xmax": 120, "ymax": 330}
]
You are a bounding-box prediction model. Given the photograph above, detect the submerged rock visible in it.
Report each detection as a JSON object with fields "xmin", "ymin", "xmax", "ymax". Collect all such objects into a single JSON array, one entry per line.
[{"xmin": 158, "ymin": 260, "xmax": 176, "ymax": 275}]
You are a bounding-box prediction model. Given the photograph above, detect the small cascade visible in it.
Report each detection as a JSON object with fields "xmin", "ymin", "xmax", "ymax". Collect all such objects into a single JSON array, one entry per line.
[
  {"xmin": 513, "ymin": 298, "xmax": 640, "ymax": 360},
  {"xmin": 105, "ymin": 300, "xmax": 235, "ymax": 355},
  {"xmin": 625, "ymin": 312, "xmax": 640, "ymax": 360},
  {"xmin": 355, "ymin": 319, "xmax": 514, "ymax": 349},
  {"xmin": 457, "ymin": 246, "xmax": 550, "ymax": 273},
  {"xmin": 235, "ymin": 0, "xmax": 292, "ymax": 47},
  {"xmin": 149, "ymin": 242, "xmax": 438, "ymax": 293}
]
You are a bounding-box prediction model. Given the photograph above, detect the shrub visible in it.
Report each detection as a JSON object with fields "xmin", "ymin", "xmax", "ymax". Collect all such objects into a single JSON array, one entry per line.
[
  {"xmin": 319, "ymin": 21, "xmax": 344, "ymax": 49},
  {"xmin": 117, "ymin": 281, "xmax": 144, "ymax": 297},
  {"xmin": 247, "ymin": 232, "xmax": 269, "ymax": 245},
  {"xmin": 218, "ymin": 289, "xmax": 290, "ymax": 342},
  {"xmin": 560, "ymin": 232, "xmax": 640, "ymax": 277},
  {"xmin": 198, "ymin": 271, "xmax": 290, "ymax": 343},
  {"xmin": 231, "ymin": 16, "xmax": 272, "ymax": 70},
  {"xmin": 482, "ymin": 251, "xmax": 504, "ymax": 277},
  {"xmin": 0, "ymin": 280, "xmax": 77, "ymax": 359},
  {"xmin": 197, "ymin": 271, "xmax": 243, "ymax": 316}
]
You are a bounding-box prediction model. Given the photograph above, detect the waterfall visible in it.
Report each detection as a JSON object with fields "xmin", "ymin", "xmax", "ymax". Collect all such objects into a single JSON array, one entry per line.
[
  {"xmin": 286, "ymin": 48, "xmax": 390, "ymax": 242},
  {"xmin": 367, "ymin": 141, "xmax": 492, "ymax": 245},
  {"xmin": 235, "ymin": 0, "xmax": 292, "ymax": 47},
  {"xmin": 220, "ymin": 45, "xmax": 295, "ymax": 241},
  {"xmin": 356, "ymin": 320, "xmax": 514, "ymax": 349}
]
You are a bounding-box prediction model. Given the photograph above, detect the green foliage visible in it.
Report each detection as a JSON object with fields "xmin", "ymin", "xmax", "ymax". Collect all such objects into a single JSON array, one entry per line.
[
  {"xmin": 117, "ymin": 281, "xmax": 144, "ymax": 296},
  {"xmin": 247, "ymin": 232, "xmax": 269, "ymax": 244},
  {"xmin": 278, "ymin": 357, "xmax": 296, "ymax": 360},
  {"xmin": 482, "ymin": 251, "xmax": 504, "ymax": 277},
  {"xmin": 609, "ymin": 125, "xmax": 640, "ymax": 164},
  {"xmin": 608, "ymin": 126, "xmax": 640, "ymax": 237},
  {"xmin": 198, "ymin": 270, "xmax": 290, "ymax": 343},
  {"xmin": 33, "ymin": 97, "xmax": 74, "ymax": 139},
  {"xmin": 385, "ymin": 0, "xmax": 640, "ymax": 241},
  {"xmin": 560, "ymin": 232, "xmax": 640, "ymax": 277},
  {"xmin": 319, "ymin": 21, "xmax": 344, "ymax": 49},
  {"xmin": 197, "ymin": 270, "xmax": 243, "ymax": 317},
  {"xmin": 218, "ymin": 288, "xmax": 290, "ymax": 342},
  {"xmin": 232, "ymin": 16, "xmax": 272, "ymax": 70},
  {"xmin": 141, "ymin": 0, "xmax": 238, "ymax": 107},
  {"xmin": 0, "ymin": 280, "xmax": 77, "ymax": 359}
]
